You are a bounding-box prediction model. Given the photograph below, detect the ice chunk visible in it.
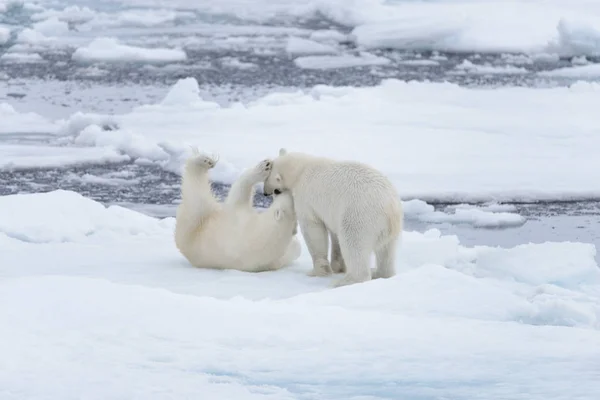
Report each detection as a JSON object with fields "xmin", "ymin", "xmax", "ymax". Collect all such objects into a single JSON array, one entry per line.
[
  {"xmin": 72, "ymin": 37, "xmax": 187, "ymax": 63},
  {"xmin": 294, "ymin": 52, "xmax": 390, "ymax": 69}
]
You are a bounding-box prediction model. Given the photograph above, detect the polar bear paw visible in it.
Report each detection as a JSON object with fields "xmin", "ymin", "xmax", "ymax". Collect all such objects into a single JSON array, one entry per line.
[
  {"xmin": 250, "ymin": 159, "xmax": 272, "ymax": 181},
  {"xmin": 307, "ymin": 261, "xmax": 333, "ymax": 277},
  {"xmin": 189, "ymin": 152, "xmax": 219, "ymax": 170},
  {"xmin": 332, "ymin": 274, "xmax": 371, "ymax": 288}
]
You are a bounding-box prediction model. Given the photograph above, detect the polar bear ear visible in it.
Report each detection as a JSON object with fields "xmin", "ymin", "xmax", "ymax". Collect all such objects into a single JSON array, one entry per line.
[{"xmin": 279, "ymin": 148, "xmax": 287, "ymax": 156}]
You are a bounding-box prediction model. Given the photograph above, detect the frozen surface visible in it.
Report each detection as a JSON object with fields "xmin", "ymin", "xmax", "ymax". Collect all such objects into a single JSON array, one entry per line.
[
  {"xmin": 294, "ymin": 53, "xmax": 390, "ymax": 69},
  {"xmin": 540, "ymin": 64, "xmax": 600, "ymax": 78},
  {"xmin": 347, "ymin": 1, "xmax": 600, "ymax": 56},
  {"xmin": 450, "ymin": 60, "xmax": 529, "ymax": 75},
  {"xmin": 1, "ymin": 190, "xmax": 599, "ymax": 399},
  {"xmin": 36, "ymin": 77, "xmax": 600, "ymax": 203},
  {"xmin": 285, "ymin": 37, "xmax": 338, "ymax": 56},
  {"xmin": 0, "ymin": 103, "xmax": 57, "ymax": 133},
  {"xmin": 72, "ymin": 38, "xmax": 187, "ymax": 64},
  {"xmin": 404, "ymin": 200, "xmax": 526, "ymax": 228},
  {"xmin": 0, "ymin": 144, "xmax": 130, "ymax": 170},
  {"xmin": 0, "ymin": 25, "xmax": 9, "ymax": 45},
  {"xmin": 0, "ymin": 52, "xmax": 45, "ymax": 63}
]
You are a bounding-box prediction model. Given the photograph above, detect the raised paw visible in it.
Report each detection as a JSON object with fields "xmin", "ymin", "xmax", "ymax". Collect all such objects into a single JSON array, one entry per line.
[
  {"xmin": 252, "ymin": 159, "xmax": 272, "ymax": 180},
  {"xmin": 190, "ymin": 153, "xmax": 219, "ymax": 170}
]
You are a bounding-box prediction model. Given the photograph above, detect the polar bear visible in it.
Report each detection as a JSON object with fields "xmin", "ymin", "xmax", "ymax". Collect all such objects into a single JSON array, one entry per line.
[
  {"xmin": 263, "ymin": 149, "xmax": 403, "ymax": 287},
  {"xmin": 175, "ymin": 150, "xmax": 301, "ymax": 272}
]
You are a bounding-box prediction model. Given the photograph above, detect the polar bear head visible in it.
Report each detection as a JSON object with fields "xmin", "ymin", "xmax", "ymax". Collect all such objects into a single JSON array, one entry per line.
[
  {"xmin": 271, "ymin": 188, "xmax": 295, "ymax": 222},
  {"xmin": 263, "ymin": 148, "xmax": 288, "ymax": 196}
]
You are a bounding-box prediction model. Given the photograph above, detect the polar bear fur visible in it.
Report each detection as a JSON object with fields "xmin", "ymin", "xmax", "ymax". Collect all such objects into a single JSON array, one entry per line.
[
  {"xmin": 263, "ymin": 149, "xmax": 403, "ymax": 287},
  {"xmin": 175, "ymin": 150, "xmax": 301, "ymax": 272}
]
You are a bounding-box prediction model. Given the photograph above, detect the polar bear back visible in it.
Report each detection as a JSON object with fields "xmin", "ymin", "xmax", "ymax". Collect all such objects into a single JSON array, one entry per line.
[{"xmin": 281, "ymin": 154, "xmax": 401, "ymax": 241}]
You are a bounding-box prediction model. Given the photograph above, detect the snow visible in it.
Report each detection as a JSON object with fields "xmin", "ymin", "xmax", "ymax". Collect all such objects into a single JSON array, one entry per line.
[
  {"xmin": 572, "ymin": 55, "xmax": 591, "ymax": 65},
  {"xmin": 1, "ymin": 190, "xmax": 599, "ymax": 399},
  {"xmin": 0, "ymin": 25, "xmax": 10, "ymax": 45},
  {"xmin": 0, "ymin": 102, "xmax": 57, "ymax": 133},
  {"xmin": 46, "ymin": 77, "xmax": 600, "ymax": 203},
  {"xmin": 285, "ymin": 37, "xmax": 338, "ymax": 55},
  {"xmin": 72, "ymin": 37, "xmax": 187, "ymax": 64},
  {"xmin": 0, "ymin": 52, "xmax": 44, "ymax": 63},
  {"xmin": 32, "ymin": 16, "xmax": 69, "ymax": 37},
  {"xmin": 2, "ymin": 0, "xmax": 600, "ymax": 56},
  {"xmin": 398, "ymin": 59, "xmax": 440, "ymax": 66},
  {"xmin": 404, "ymin": 200, "xmax": 526, "ymax": 228},
  {"xmin": 540, "ymin": 64, "xmax": 600, "ymax": 78},
  {"xmin": 0, "ymin": 144, "xmax": 130, "ymax": 170},
  {"xmin": 65, "ymin": 172, "xmax": 141, "ymax": 186},
  {"xmin": 346, "ymin": 1, "xmax": 600, "ymax": 56},
  {"xmin": 450, "ymin": 60, "xmax": 529, "ymax": 75},
  {"xmin": 220, "ymin": 56, "xmax": 257, "ymax": 69},
  {"xmin": 294, "ymin": 53, "xmax": 390, "ymax": 69},
  {"xmin": 309, "ymin": 29, "xmax": 348, "ymax": 44}
]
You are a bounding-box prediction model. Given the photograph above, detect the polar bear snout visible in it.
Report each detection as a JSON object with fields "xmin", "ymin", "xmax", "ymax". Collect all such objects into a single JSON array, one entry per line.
[{"xmin": 274, "ymin": 189, "xmax": 282, "ymax": 195}]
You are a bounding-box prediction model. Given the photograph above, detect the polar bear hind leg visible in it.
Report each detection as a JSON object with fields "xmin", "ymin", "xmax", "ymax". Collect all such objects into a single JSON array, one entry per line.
[
  {"xmin": 330, "ymin": 232, "xmax": 345, "ymax": 273},
  {"xmin": 373, "ymin": 239, "xmax": 397, "ymax": 279},
  {"xmin": 332, "ymin": 226, "xmax": 374, "ymax": 288},
  {"xmin": 180, "ymin": 150, "xmax": 220, "ymax": 220},
  {"xmin": 301, "ymin": 219, "xmax": 333, "ymax": 277},
  {"xmin": 225, "ymin": 159, "xmax": 272, "ymax": 208}
]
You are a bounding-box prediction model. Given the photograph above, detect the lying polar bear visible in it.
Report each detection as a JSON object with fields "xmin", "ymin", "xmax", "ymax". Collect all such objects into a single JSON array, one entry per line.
[{"xmin": 175, "ymin": 150, "xmax": 301, "ymax": 272}]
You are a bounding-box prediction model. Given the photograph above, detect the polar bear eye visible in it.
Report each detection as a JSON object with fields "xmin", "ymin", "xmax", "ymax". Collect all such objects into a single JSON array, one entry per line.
[{"xmin": 276, "ymin": 175, "xmax": 281, "ymax": 183}]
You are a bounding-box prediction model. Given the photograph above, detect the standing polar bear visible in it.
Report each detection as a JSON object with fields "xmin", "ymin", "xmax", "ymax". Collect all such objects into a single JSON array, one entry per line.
[
  {"xmin": 175, "ymin": 149, "xmax": 301, "ymax": 272},
  {"xmin": 263, "ymin": 149, "xmax": 403, "ymax": 287}
]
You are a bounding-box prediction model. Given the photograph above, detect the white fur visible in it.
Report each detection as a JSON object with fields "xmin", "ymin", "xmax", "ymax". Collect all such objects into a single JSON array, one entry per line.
[
  {"xmin": 175, "ymin": 151, "xmax": 301, "ymax": 272},
  {"xmin": 264, "ymin": 149, "xmax": 403, "ymax": 287}
]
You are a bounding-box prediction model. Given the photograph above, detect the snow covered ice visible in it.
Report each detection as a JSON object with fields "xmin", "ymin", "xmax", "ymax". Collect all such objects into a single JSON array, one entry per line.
[
  {"xmin": 52, "ymin": 77, "xmax": 600, "ymax": 203},
  {"xmin": 1, "ymin": 191, "xmax": 600, "ymax": 399},
  {"xmin": 2, "ymin": 0, "xmax": 600, "ymax": 398}
]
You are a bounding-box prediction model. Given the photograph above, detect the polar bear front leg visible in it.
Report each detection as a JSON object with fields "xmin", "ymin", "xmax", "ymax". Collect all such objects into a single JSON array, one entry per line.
[
  {"xmin": 225, "ymin": 159, "xmax": 272, "ymax": 209},
  {"xmin": 300, "ymin": 219, "xmax": 333, "ymax": 277}
]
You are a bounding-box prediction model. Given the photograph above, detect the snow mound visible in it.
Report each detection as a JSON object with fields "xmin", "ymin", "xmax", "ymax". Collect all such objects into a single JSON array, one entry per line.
[
  {"xmin": 294, "ymin": 52, "xmax": 390, "ymax": 69},
  {"xmin": 72, "ymin": 37, "xmax": 187, "ymax": 63},
  {"xmin": 285, "ymin": 37, "xmax": 338, "ymax": 55},
  {"xmin": 553, "ymin": 18, "xmax": 600, "ymax": 56},
  {"xmin": 56, "ymin": 78, "xmax": 600, "ymax": 203},
  {"xmin": 476, "ymin": 242, "xmax": 599, "ymax": 287},
  {"xmin": 31, "ymin": 16, "xmax": 69, "ymax": 36},
  {"xmin": 0, "ymin": 103, "xmax": 57, "ymax": 133},
  {"xmin": 0, "ymin": 190, "xmax": 166, "ymax": 243}
]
